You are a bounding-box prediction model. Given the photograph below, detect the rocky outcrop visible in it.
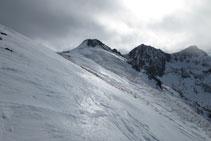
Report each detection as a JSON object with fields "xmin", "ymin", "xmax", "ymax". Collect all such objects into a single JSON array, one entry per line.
[
  {"xmin": 79, "ymin": 39, "xmax": 123, "ymax": 57},
  {"xmin": 127, "ymin": 44, "xmax": 171, "ymax": 76}
]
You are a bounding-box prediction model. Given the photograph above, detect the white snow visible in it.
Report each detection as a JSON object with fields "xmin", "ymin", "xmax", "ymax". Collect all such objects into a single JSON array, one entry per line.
[{"xmin": 0, "ymin": 25, "xmax": 211, "ymax": 141}]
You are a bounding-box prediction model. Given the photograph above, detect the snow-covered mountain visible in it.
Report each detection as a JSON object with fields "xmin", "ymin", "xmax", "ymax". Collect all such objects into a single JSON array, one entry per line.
[
  {"xmin": 60, "ymin": 39, "xmax": 211, "ymax": 140},
  {"xmin": 1, "ymin": 24, "xmax": 211, "ymax": 141},
  {"xmin": 126, "ymin": 44, "xmax": 211, "ymax": 120}
]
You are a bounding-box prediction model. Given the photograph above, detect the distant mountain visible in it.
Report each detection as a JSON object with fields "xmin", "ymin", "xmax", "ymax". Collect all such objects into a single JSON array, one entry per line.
[
  {"xmin": 126, "ymin": 44, "xmax": 211, "ymax": 120},
  {"xmin": 126, "ymin": 44, "xmax": 171, "ymax": 76}
]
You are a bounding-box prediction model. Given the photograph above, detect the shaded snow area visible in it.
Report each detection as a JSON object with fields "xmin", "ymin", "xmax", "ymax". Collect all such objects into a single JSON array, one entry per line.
[{"xmin": 0, "ymin": 25, "xmax": 211, "ymax": 141}]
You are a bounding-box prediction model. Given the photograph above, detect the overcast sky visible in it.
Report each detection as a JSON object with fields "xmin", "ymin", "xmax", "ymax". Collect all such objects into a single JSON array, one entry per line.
[{"xmin": 0, "ymin": 0, "xmax": 211, "ymax": 53}]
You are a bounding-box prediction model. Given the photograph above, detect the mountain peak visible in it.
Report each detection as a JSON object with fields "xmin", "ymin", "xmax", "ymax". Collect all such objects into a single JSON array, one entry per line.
[
  {"xmin": 178, "ymin": 45, "xmax": 208, "ymax": 57},
  {"xmin": 78, "ymin": 39, "xmax": 111, "ymax": 51},
  {"xmin": 127, "ymin": 44, "xmax": 171, "ymax": 76},
  {"xmin": 186, "ymin": 45, "xmax": 199, "ymax": 50},
  {"xmin": 81, "ymin": 39, "xmax": 104, "ymax": 47},
  {"xmin": 136, "ymin": 44, "xmax": 157, "ymax": 50},
  {"xmin": 67, "ymin": 39, "xmax": 123, "ymax": 57},
  {"xmin": 133, "ymin": 44, "xmax": 167, "ymax": 55}
]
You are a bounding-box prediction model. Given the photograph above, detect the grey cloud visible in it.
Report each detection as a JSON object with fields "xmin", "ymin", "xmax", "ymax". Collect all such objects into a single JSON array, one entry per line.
[
  {"xmin": 0, "ymin": 0, "xmax": 122, "ymax": 50},
  {"xmin": 0, "ymin": 0, "xmax": 211, "ymax": 53},
  {"xmin": 149, "ymin": 0, "xmax": 211, "ymax": 52}
]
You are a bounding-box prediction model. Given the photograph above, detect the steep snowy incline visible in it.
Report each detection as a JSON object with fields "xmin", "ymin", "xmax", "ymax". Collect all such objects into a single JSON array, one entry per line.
[
  {"xmin": 61, "ymin": 39, "xmax": 211, "ymax": 140},
  {"xmin": 0, "ymin": 25, "xmax": 211, "ymax": 141}
]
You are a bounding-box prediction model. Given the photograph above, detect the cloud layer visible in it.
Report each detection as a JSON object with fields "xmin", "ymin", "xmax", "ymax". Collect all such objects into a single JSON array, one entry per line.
[{"xmin": 0, "ymin": 0, "xmax": 210, "ymax": 53}]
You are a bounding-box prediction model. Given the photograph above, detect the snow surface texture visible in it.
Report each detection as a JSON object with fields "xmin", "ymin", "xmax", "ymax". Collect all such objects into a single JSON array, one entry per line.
[{"xmin": 0, "ymin": 25, "xmax": 211, "ymax": 141}]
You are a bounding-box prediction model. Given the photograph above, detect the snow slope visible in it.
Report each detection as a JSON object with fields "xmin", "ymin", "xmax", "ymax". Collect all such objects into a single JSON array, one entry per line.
[
  {"xmin": 1, "ymin": 26, "xmax": 211, "ymax": 141},
  {"xmin": 61, "ymin": 39, "xmax": 211, "ymax": 140}
]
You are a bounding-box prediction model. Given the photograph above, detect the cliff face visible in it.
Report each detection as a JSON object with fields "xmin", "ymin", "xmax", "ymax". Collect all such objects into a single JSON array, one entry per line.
[{"xmin": 127, "ymin": 44, "xmax": 171, "ymax": 76}]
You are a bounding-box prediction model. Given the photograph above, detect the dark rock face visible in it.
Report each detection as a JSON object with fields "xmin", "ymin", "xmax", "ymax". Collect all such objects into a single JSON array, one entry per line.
[
  {"xmin": 181, "ymin": 68, "xmax": 191, "ymax": 78},
  {"xmin": 148, "ymin": 75, "xmax": 163, "ymax": 89},
  {"xmin": 4, "ymin": 48, "xmax": 13, "ymax": 52},
  {"xmin": 112, "ymin": 49, "xmax": 122, "ymax": 56},
  {"xmin": 0, "ymin": 32, "xmax": 8, "ymax": 40},
  {"xmin": 85, "ymin": 39, "xmax": 104, "ymax": 47},
  {"xmin": 0, "ymin": 32, "xmax": 7, "ymax": 36},
  {"xmin": 203, "ymin": 69, "xmax": 211, "ymax": 74},
  {"xmin": 61, "ymin": 51, "xmax": 70, "ymax": 53},
  {"xmin": 202, "ymin": 84, "xmax": 211, "ymax": 93},
  {"xmin": 82, "ymin": 39, "xmax": 123, "ymax": 57},
  {"xmin": 127, "ymin": 44, "xmax": 170, "ymax": 76}
]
